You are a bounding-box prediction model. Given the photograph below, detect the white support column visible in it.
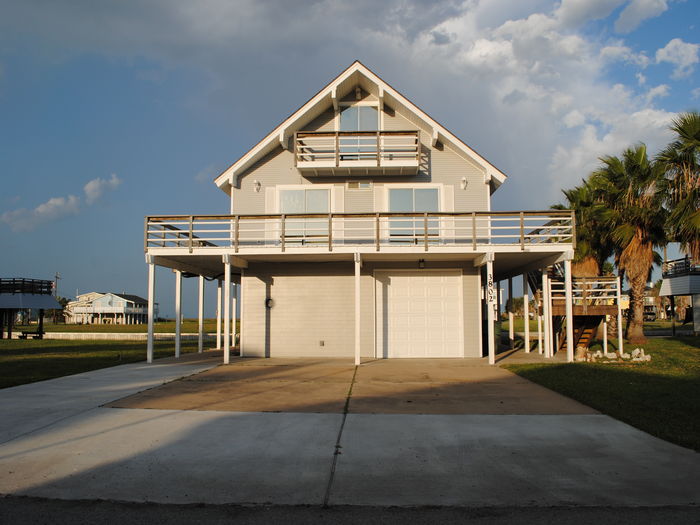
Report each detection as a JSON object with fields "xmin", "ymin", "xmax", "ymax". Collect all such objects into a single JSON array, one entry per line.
[
  {"xmin": 522, "ymin": 274, "xmax": 530, "ymax": 353},
  {"xmin": 603, "ymin": 316, "xmax": 608, "ymax": 355},
  {"xmin": 216, "ymin": 279, "xmax": 222, "ymax": 350},
  {"xmin": 174, "ymin": 269, "xmax": 182, "ymax": 358},
  {"xmin": 232, "ymin": 282, "xmax": 238, "ymax": 350},
  {"xmin": 508, "ymin": 277, "xmax": 514, "ymax": 348},
  {"xmin": 616, "ymin": 276, "xmax": 624, "ymax": 356},
  {"xmin": 564, "ymin": 259, "xmax": 574, "ymax": 363},
  {"xmin": 354, "ymin": 253, "xmax": 361, "ymax": 366},
  {"xmin": 197, "ymin": 275, "xmax": 204, "ymax": 354},
  {"xmin": 537, "ymin": 306, "xmax": 543, "ymax": 354},
  {"xmin": 239, "ymin": 270, "xmax": 244, "ymax": 357},
  {"xmin": 486, "ymin": 258, "xmax": 496, "ymax": 365},
  {"xmin": 223, "ymin": 256, "xmax": 231, "ymax": 364},
  {"xmin": 542, "ymin": 269, "xmax": 551, "ymax": 358},
  {"xmin": 146, "ymin": 258, "xmax": 156, "ymax": 364}
]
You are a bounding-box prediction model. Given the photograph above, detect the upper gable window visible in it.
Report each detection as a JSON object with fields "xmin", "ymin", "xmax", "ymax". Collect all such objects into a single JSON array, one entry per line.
[{"xmin": 339, "ymin": 105, "xmax": 378, "ymax": 132}]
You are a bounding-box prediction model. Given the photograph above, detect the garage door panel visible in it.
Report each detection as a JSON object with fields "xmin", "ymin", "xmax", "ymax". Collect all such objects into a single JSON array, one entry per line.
[{"xmin": 376, "ymin": 270, "xmax": 463, "ymax": 358}]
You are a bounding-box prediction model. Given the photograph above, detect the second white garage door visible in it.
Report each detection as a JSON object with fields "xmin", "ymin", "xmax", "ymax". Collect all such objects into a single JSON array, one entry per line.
[{"xmin": 375, "ymin": 270, "xmax": 464, "ymax": 358}]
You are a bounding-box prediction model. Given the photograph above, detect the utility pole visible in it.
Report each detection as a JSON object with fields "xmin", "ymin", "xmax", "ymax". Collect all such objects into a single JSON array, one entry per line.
[{"xmin": 53, "ymin": 272, "xmax": 61, "ymax": 324}]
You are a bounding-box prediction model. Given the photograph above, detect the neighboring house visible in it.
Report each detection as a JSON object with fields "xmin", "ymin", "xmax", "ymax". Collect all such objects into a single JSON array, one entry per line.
[
  {"xmin": 144, "ymin": 61, "xmax": 588, "ymax": 365},
  {"xmin": 65, "ymin": 292, "xmax": 152, "ymax": 325},
  {"xmin": 659, "ymin": 257, "xmax": 700, "ymax": 333}
]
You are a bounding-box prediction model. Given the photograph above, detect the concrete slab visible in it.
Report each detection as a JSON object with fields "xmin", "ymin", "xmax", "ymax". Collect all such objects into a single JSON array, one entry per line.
[
  {"xmin": 329, "ymin": 414, "xmax": 700, "ymax": 507},
  {"xmin": 108, "ymin": 359, "xmax": 355, "ymax": 413},
  {"xmin": 0, "ymin": 408, "xmax": 340, "ymax": 505},
  {"xmin": 0, "ymin": 351, "xmax": 220, "ymax": 445}
]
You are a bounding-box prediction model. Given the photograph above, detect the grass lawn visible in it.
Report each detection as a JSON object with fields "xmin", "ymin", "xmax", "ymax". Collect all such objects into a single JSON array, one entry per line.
[
  {"xmin": 0, "ymin": 339, "xmax": 202, "ymax": 389},
  {"xmin": 13, "ymin": 319, "xmax": 225, "ymax": 333},
  {"xmin": 505, "ymin": 336, "xmax": 700, "ymax": 451},
  {"xmin": 502, "ymin": 317, "xmax": 693, "ymax": 334}
]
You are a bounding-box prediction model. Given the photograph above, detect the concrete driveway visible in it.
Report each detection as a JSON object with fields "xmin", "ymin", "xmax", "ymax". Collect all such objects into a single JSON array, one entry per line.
[{"xmin": 0, "ymin": 352, "xmax": 698, "ymax": 507}]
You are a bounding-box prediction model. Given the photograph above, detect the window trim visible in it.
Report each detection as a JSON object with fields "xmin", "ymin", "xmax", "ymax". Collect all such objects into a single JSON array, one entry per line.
[
  {"xmin": 346, "ymin": 181, "xmax": 373, "ymax": 191},
  {"xmin": 383, "ymin": 183, "xmax": 444, "ymax": 212},
  {"xmin": 275, "ymin": 184, "xmax": 335, "ymax": 214}
]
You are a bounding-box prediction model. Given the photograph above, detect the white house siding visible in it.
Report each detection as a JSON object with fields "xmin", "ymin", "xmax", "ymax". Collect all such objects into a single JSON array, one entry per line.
[{"xmin": 240, "ymin": 261, "xmax": 482, "ymax": 359}]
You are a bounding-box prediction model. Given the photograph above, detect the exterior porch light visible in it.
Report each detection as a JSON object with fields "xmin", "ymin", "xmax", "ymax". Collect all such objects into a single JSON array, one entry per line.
[
  {"xmin": 460, "ymin": 177, "xmax": 468, "ymax": 190},
  {"xmin": 253, "ymin": 180, "xmax": 262, "ymax": 193}
]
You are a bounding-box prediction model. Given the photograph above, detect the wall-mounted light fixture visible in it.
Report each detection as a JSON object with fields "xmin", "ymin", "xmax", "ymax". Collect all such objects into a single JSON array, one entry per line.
[
  {"xmin": 419, "ymin": 259, "xmax": 425, "ymax": 269},
  {"xmin": 460, "ymin": 177, "xmax": 468, "ymax": 190},
  {"xmin": 253, "ymin": 180, "xmax": 262, "ymax": 193}
]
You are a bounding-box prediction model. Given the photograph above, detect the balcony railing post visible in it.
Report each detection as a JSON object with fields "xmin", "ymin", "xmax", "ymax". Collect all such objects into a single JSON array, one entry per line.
[
  {"xmin": 519, "ymin": 211, "xmax": 525, "ymax": 251},
  {"xmin": 234, "ymin": 215, "xmax": 240, "ymax": 252},
  {"xmin": 424, "ymin": 212, "xmax": 429, "ymax": 252},
  {"xmin": 294, "ymin": 132, "xmax": 298, "ymax": 167},
  {"xmin": 328, "ymin": 213, "xmax": 333, "ymax": 252},
  {"xmin": 281, "ymin": 214, "xmax": 286, "ymax": 252},
  {"xmin": 188, "ymin": 216, "xmax": 194, "ymax": 253},
  {"xmin": 144, "ymin": 217, "xmax": 149, "ymax": 253},
  {"xmin": 375, "ymin": 213, "xmax": 380, "ymax": 252},
  {"xmin": 335, "ymin": 132, "xmax": 340, "ymax": 167},
  {"xmin": 377, "ymin": 131, "xmax": 381, "ymax": 167}
]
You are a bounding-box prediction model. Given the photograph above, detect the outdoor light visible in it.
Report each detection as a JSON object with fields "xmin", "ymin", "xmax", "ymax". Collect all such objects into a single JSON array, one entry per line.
[
  {"xmin": 419, "ymin": 259, "xmax": 425, "ymax": 269},
  {"xmin": 253, "ymin": 180, "xmax": 262, "ymax": 193},
  {"xmin": 461, "ymin": 177, "xmax": 468, "ymax": 190}
]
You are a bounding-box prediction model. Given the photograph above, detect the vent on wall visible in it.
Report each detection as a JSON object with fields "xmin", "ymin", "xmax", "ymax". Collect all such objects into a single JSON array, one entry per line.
[{"xmin": 347, "ymin": 181, "xmax": 372, "ymax": 190}]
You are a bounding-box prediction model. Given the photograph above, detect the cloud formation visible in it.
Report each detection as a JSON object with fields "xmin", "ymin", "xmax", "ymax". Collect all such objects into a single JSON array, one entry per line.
[
  {"xmin": 656, "ymin": 38, "xmax": 700, "ymax": 79},
  {"xmin": 1, "ymin": 174, "xmax": 122, "ymax": 232},
  {"xmin": 0, "ymin": 1, "xmax": 692, "ymax": 207},
  {"xmin": 84, "ymin": 173, "xmax": 122, "ymax": 205}
]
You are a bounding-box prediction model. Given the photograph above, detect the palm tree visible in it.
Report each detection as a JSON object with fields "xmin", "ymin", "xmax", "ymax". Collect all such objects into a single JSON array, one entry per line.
[
  {"xmin": 558, "ymin": 181, "xmax": 613, "ymax": 276},
  {"xmin": 589, "ymin": 145, "xmax": 667, "ymax": 344},
  {"xmin": 658, "ymin": 111, "xmax": 700, "ymax": 261}
]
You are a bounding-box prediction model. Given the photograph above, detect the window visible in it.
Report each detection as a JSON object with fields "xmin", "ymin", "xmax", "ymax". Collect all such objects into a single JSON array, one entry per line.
[
  {"xmin": 279, "ymin": 188, "xmax": 329, "ymax": 241},
  {"xmin": 339, "ymin": 105, "xmax": 378, "ymax": 160},
  {"xmin": 388, "ymin": 187, "xmax": 440, "ymax": 241}
]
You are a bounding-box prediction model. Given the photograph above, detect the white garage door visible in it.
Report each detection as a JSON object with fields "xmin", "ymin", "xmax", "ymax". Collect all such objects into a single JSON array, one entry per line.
[{"xmin": 375, "ymin": 270, "xmax": 463, "ymax": 358}]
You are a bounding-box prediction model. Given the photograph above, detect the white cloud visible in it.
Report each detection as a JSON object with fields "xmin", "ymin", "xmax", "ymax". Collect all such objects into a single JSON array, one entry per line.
[
  {"xmin": 645, "ymin": 84, "xmax": 669, "ymax": 104},
  {"xmin": 556, "ymin": 0, "xmax": 626, "ymax": 28},
  {"xmin": 563, "ymin": 109, "xmax": 586, "ymax": 128},
  {"xmin": 1, "ymin": 195, "xmax": 80, "ymax": 232},
  {"xmin": 194, "ymin": 164, "xmax": 218, "ymax": 183},
  {"xmin": 615, "ymin": 0, "xmax": 668, "ymax": 33},
  {"xmin": 83, "ymin": 173, "xmax": 121, "ymax": 205},
  {"xmin": 636, "ymin": 72, "xmax": 646, "ymax": 85},
  {"xmin": 692, "ymin": 87, "xmax": 700, "ymax": 100},
  {"xmin": 656, "ymin": 38, "xmax": 700, "ymax": 78},
  {"xmin": 600, "ymin": 44, "xmax": 649, "ymax": 66}
]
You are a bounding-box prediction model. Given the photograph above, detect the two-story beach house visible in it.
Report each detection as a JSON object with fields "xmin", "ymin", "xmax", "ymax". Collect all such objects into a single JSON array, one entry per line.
[
  {"xmin": 144, "ymin": 61, "xmax": 607, "ymax": 365},
  {"xmin": 65, "ymin": 292, "xmax": 151, "ymax": 325}
]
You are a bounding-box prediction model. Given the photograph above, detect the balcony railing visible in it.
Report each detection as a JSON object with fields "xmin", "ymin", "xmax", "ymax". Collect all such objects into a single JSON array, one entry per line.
[
  {"xmin": 70, "ymin": 306, "xmax": 148, "ymax": 314},
  {"xmin": 662, "ymin": 257, "xmax": 700, "ymax": 277},
  {"xmin": 294, "ymin": 131, "xmax": 420, "ymax": 174},
  {"xmin": 145, "ymin": 211, "xmax": 574, "ymax": 253},
  {"xmin": 0, "ymin": 278, "xmax": 53, "ymax": 295}
]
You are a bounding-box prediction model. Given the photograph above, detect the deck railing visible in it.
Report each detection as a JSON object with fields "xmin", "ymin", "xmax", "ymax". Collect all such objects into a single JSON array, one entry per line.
[
  {"xmin": 145, "ymin": 211, "xmax": 574, "ymax": 253},
  {"xmin": 662, "ymin": 257, "xmax": 700, "ymax": 277},
  {"xmin": 294, "ymin": 131, "xmax": 420, "ymax": 169},
  {"xmin": 549, "ymin": 276, "xmax": 620, "ymax": 308},
  {"xmin": 0, "ymin": 278, "xmax": 54, "ymax": 295}
]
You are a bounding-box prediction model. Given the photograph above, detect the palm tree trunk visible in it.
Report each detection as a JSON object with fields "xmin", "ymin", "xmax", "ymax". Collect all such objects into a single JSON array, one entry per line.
[{"xmin": 627, "ymin": 273, "xmax": 647, "ymax": 344}]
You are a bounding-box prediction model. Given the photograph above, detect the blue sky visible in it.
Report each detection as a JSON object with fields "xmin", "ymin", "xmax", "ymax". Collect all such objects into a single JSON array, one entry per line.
[{"xmin": 0, "ymin": 0, "xmax": 698, "ymax": 316}]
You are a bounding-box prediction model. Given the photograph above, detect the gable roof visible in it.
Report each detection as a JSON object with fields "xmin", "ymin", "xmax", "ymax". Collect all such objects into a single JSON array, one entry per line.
[
  {"xmin": 113, "ymin": 293, "xmax": 148, "ymax": 304},
  {"xmin": 214, "ymin": 60, "xmax": 507, "ymax": 194}
]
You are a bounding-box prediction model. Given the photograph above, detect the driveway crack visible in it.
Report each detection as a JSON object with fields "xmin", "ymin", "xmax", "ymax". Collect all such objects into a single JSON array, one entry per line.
[{"xmin": 322, "ymin": 364, "xmax": 358, "ymax": 507}]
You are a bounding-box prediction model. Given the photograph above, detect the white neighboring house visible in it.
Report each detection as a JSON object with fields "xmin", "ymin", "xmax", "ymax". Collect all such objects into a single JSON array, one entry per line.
[{"xmin": 65, "ymin": 292, "xmax": 154, "ymax": 325}]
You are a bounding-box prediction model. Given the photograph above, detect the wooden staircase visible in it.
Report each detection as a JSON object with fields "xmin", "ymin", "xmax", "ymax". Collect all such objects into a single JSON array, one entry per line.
[{"xmin": 558, "ymin": 315, "xmax": 603, "ymax": 352}]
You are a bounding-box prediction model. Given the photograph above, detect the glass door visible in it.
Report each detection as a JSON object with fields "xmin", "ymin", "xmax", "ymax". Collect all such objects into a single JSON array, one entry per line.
[
  {"xmin": 339, "ymin": 105, "xmax": 378, "ymax": 160},
  {"xmin": 388, "ymin": 188, "xmax": 439, "ymax": 243},
  {"xmin": 279, "ymin": 188, "xmax": 329, "ymax": 243}
]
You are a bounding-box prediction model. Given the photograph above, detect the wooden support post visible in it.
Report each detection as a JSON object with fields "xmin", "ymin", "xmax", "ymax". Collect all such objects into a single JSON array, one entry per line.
[
  {"xmin": 486, "ymin": 258, "xmax": 496, "ymax": 365},
  {"xmin": 603, "ymin": 316, "xmax": 608, "ymax": 355},
  {"xmin": 508, "ymin": 277, "xmax": 514, "ymax": 348},
  {"xmin": 223, "ymin": 256, "xmax": 231, "ymax": 364},
  {"xmin": 174, "ymin": 269, "xmax": 182, "ymax": 358},
  {"xmin": 564, "ymin": 259, "xmax": 574, "ymax": 363},
  {"xmin": 616, "ymin": 276, "xmax": 624, "ymax": 356},
  {"xmin": 216, "ymin": 279, "xmax": 222, "ymax": 350},
  {"xmin": 147, "ymin": 260, "xmax": 156, "ymax": 364},
  {"xmin": 197, "ymin": 275, "xmax": 204, "ymax": 353},
  {"xmin": 232, "ymin": 282, "xmax": 238, "ymax": 350},
  {"xmin": 522, "ymin": 274, "xmax": 530, "ymax": 353},
  {"xmin": 354, "ymin": 253, "xmax": 361, "ymax": 366}
]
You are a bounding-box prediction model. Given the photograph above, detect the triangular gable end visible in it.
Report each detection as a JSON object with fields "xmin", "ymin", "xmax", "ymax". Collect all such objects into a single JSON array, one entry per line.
[{"xmin": 214, "ymin": 61, "xmax": 508, "ymax": 194}]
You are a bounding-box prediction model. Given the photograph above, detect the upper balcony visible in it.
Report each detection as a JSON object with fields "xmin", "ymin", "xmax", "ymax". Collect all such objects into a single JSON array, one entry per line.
[
  {"xmin": 144, "ymin": 211, "xmax": 574, "ymax": 257},
  {"xmin": 294, "ymin": 131, "xmax": 420, "ymax": 176},
  {"xmin": 662, "ymin": 257, "xmax": 700, "ymax": 278}
]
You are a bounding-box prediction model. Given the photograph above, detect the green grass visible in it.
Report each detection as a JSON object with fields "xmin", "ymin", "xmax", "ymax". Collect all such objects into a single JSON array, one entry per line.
[
  {"xmin": 13, "ymin": 319, "xmax": 224, "ymax": 333},
  {"xmin": 505, "ymin": 336, "xmax": 700, "ymax": 451},
  {"xmin": 501, "ymin": 317, "xmax": 692, "ymax": 334},
  {"xmin": 0, "ymin": 339, "xmax": 202, "ymax": 389}
]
